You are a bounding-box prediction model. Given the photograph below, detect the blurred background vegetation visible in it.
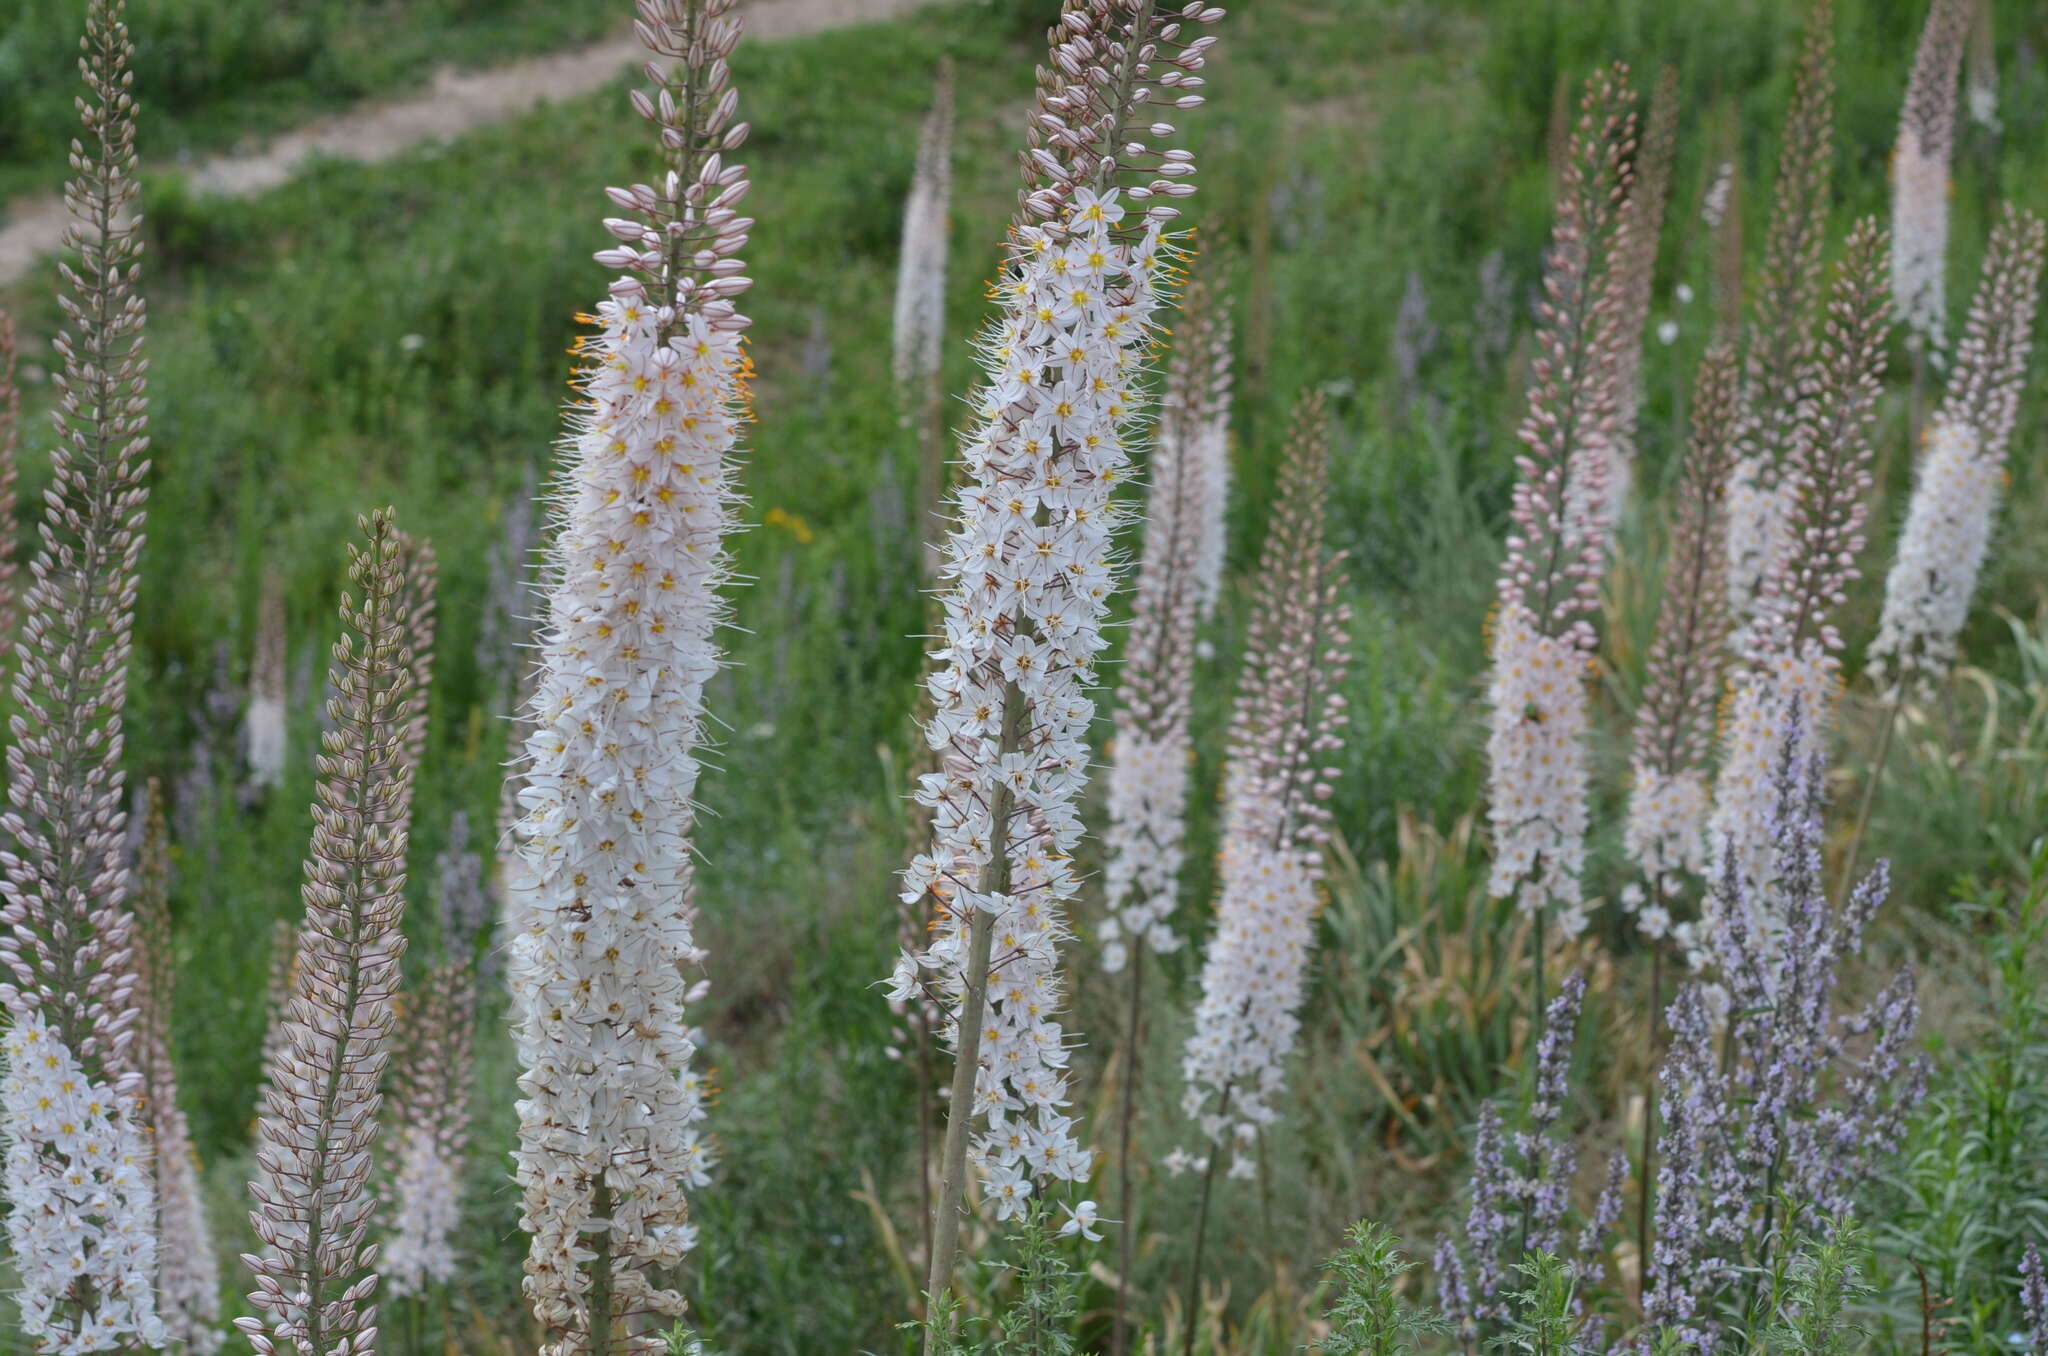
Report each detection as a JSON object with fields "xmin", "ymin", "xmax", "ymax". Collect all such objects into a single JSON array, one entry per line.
[{"xmin": 2, "ymin": 0, "xmax": 2047, "ymax": 1350}]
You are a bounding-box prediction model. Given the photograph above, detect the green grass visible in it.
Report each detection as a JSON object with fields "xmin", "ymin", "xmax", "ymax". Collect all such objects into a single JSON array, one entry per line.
[
  {"xmin": 0, "ymin": 0, "xmax": 622, "ymax": 202},
  {"xmin": 2, "ymin": 0, "xmax": 2048, "ymax": 1351}
]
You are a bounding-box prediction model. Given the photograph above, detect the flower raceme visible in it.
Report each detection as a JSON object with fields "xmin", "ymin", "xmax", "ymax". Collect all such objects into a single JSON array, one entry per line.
[
  {"xmin": 1621, "ymin": 344, "xmax": 1739, "ymax": 925},
  {"xmin": 1725, "ymin": 0, "xmax": 1834, "ymax": 629},
  {"xmin": 1890, "ymin": 0, "xmax": 1971, "ymax": 355},
  {"xmin": 1099, "ymin": 271, "xmax": 1233, "ymax": 975},
  {"xmin": 1485, "ymin": 66, "xmax": 1634, "ymax": 929},
  {"xmin": 131, "ymin": 782, "xmax": 222, "ymax": 1353},
  {"xmin": 885, "ymin": 4, "xmax": 1225, "ymax": 1270},
  {"xmin": 505, "ymin": 0, "xmax": 747, "ymax": 1345},
  {"xmin": 241, "ymin": 510, "xmax": 418, "ymax": 1356},
  {"xmin": 891, "ymin": 182, "xmax": 1181, "ymax": 1218},
  {"xmin": 1178, "ymin": 393, "xmax": 1350, "ymax": 1164},
  {"xmin": 1871, "ymin": 206, "xmax": 2046, "ymax": 695},
  {"xmin": 0, "ymin": 1, "xmax": 165, "ymax": 1347},
  {"xmin": 1703, "ymin": 220, "xmax": 1889, "ymax": 906}
]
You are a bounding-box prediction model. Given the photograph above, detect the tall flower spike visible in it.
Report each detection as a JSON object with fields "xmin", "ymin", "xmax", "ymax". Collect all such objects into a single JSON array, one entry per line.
[
  {"xmin": 392, "ymin": 531, "xmax": 437, "ymax": 780},
  {"xmin": 131, "ymin": 779, "xmax": 224, "ymax": 1353},
  {"xmin": 1704, "ymin": 220, "xmax": 1890, "ymax": 908},
  {"xmin": 381, "ymin": 955, "xmax": 478, "ymax": 1298},
  {"xmin": 0, "ymin": 313, "xmax": 20, "ymax": 661},
  {"xmin": 1622, "ymin": 344, "xmax": 1739, "ymax": 925},
  {"xmin": 1891, "ymin": 0, "xmax": 1971, "ymax": 356},
  {"xmin": 1484, "ymin": 65, "xmax": 1635, "ymax": 930},
  {"xmin": 246, "ymin": 572, "xmax": 289, "ymax": 792},
  {"xmin": 0, "ymin": 1, "xmax": 166, "ymax": 1347},
  {"xmin": 253, "ymin": 917, "xmax": 300, "ymax": 1128},
  {"xmin": 238, "ymin": 509, "xmax": 417, "ymax": 1356},
  {"xmin": 506, "ymin": 0, "xmax": 750, "ymax": 1346},
  {"xmin": 1964, "ymin": 0, "xmax": 1998, "ymax": 132},
  {"xmin": 1726, "ymin": 0, "xmax": 1835, "ymax": 625},
  {"xmin": 888, "ymin": 0, "xmax": 1225, "ymax": 1319},
  {"xmin": 1178, "ymin": 391, "xmax": 1350, "ymax": 1160},
  {"xmin": 894, "ymin": 59, "xmax": 954, "ymax": 576},
  {"xmin": 1871, "ymin": 206, "xmax": 2046, "ymax": 695},
  {"xmin": 1594, "ymin": 64, "xmax": 1679, "ymax": 530},
  {"xmin": 1099, "ymin": 269, "xmax": 1232, "ymax": 973}
]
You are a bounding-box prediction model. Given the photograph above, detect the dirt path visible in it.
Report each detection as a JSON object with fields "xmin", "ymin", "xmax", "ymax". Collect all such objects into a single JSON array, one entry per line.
[{"xmin": 0, "ymin": 0, "xmax": 934, "ymax": 288}]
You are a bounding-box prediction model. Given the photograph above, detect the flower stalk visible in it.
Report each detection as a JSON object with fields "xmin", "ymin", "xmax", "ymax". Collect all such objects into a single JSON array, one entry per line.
[
  {"xmin": 240, "ymin": 508, "xmax": 418, "ymax": 1356},
  {"xmin": 883, "ymin": 3, "xmax": 1226, "ymax": 1335},
  {"xmin": 505, "ymin": 1, "xmax": 748, "ymax": 1345},
  {"xmin": 0, "ymin": 1, "xmax": 165, "ymax": 1345}
]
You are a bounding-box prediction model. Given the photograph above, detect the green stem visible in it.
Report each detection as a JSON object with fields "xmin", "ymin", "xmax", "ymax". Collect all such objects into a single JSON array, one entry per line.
[
  {"xmin": 1179, "ymin": 1084, "xmax": 1234, "ymax": 1356},
  {"xmin": 590, "ymin": 1178, "xmax": 615, "ymax": 1356},
  {"xmin": 1111, "ymin": 947, "xmax": 1146, "ymax": 1356},
  {"xmin": 922, "ymin": 685, "xmax": 1025, "ymax": 1351}
]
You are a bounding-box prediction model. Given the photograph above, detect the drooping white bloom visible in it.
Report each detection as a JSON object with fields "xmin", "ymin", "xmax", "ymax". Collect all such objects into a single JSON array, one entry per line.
[
  {"xmin": 1868, "ymin": 419, "xmax": 1996, "ymax": 690},
  {"xmin": 1099, "ymin": 279, "xmax": 1232, "ymax": 973},
  {"xmin": 1871, "ymin": 205, "xmax": 2045, "ymax": 696},
  {"xmin": 1624, "ymin": 766, "xmax": 1712, "ymax": 887},
  {"xmin": 1485, "ymin": 603, "xmax": 1594, "ymax": 931},
  {"xmin": 1, "ymin": 1015, "xmax": 165, "ymax": 1356},
  {"xmin": 507, "ymin": 4, "xmax": 748, "ymax": 1338},
  {"xmin": 1892, "ymin": 137, "xmax": 1951, "ymax": 353},
  {"xmin": 1890, "ymin": 0, "xmax": 1970, "ymax": 354}
]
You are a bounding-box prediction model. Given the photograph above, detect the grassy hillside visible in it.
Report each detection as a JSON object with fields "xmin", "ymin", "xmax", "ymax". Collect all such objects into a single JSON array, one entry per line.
[{"xmin": 1, "ymin": 0, "xmax": 2046, "ymax": 1351}]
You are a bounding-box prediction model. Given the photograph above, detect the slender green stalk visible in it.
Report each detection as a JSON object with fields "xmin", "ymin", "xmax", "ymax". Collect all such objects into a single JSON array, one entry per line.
[
  {"xmin": 1179, "ymin": 1083, "xmax": 1234, "ymax": 1356},
  {"xmin": 1111, "ymin": 946, "xmax": 1147, "ymax": 1356},
  {"xmin": 923, "ymin": 687, "xmax": 1024, "ymax": 1350}
]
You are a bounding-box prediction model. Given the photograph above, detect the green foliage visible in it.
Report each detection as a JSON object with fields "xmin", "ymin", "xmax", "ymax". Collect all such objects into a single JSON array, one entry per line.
[
  {"xmin": 1759, "ymin": 1219, "xmax": 1874, "ymax": 1356},
  {"xmin": 1314, "ymin": 1221, "xmax": 1452, "ymax": 1356},
  {"xmin": 1873, "ymin": 842, "xmax": 2048, "ymax": 1350},
  {"xmin": 902, "ymin": 1204, "xmax": 1085, "ymax": 1356},
  {"xmin": 0, "ymin": 0, "xmax": 621, "ymax": 200},
  {"xmin": 1485, "ymin": 1253, "xmax": 1594, "ymax": 1356}
]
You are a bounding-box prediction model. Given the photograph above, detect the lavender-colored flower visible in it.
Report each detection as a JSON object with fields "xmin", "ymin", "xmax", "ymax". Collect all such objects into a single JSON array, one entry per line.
[
  {"xmin": 1440, "ymin": 973, "xmax": 1590, "ymax": 1330},
  {"xmin": 1648, "ymin": 704, "xmax": 1927, "ymax": 1349},
  {"xmin": 2020, "ymin": 1242, "xmax": 2048, "ymax": 1351}
]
